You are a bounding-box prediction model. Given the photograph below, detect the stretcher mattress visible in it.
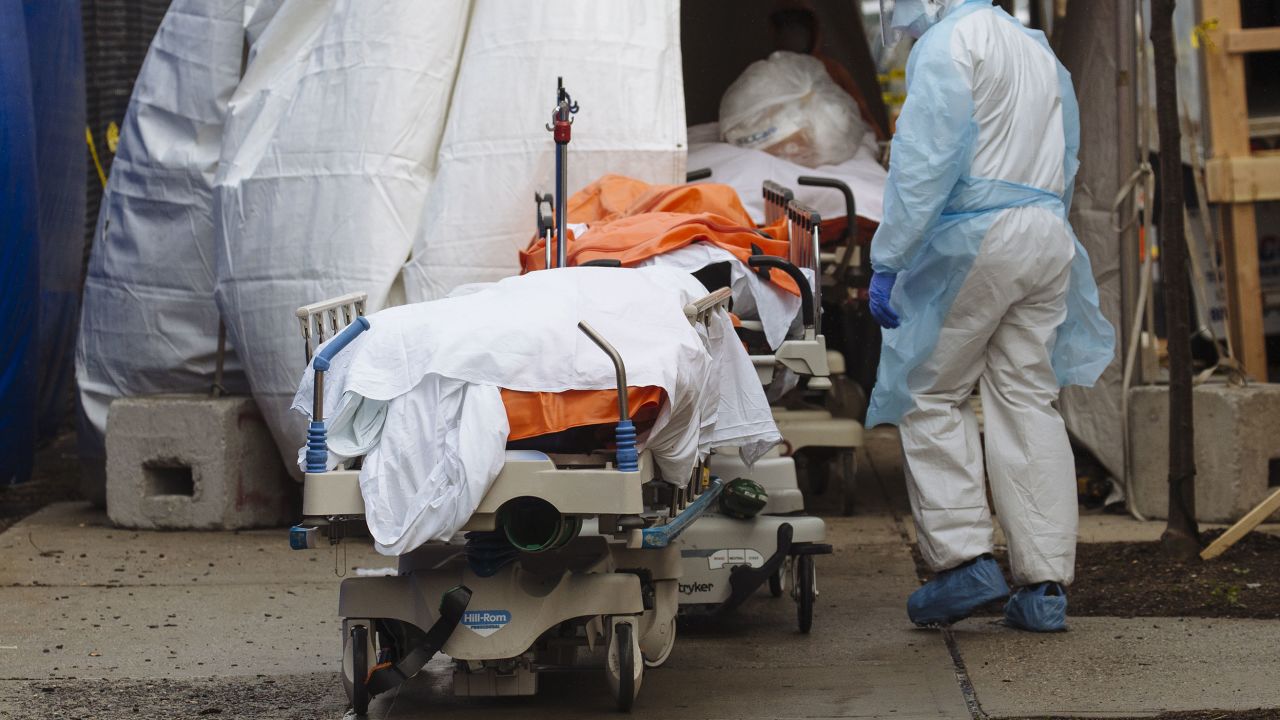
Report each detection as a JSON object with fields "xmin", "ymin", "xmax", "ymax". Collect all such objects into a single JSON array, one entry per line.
[{"xmin": 292, "ymin": 266, "xmax": 779, "ymax": 555}]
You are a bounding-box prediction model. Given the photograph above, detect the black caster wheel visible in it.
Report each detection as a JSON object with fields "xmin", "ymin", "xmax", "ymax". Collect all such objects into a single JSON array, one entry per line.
[
  {"xmin": 348, "ymin": 623, "xmax": 370, "ymax": 715},
  {"xmin": 800, "ymin": 452, "xmax": 831, "ymax": 496},
  {"xmin": 840, "ymin": 450, "xmax": 858, "ymax": 516},
  {"xmin": 795, "ymin": 555, "xmax": 815, "ymax": 634},
  {"xmin": 607, "ymin": 621, "xmax": 642, "ymax": 712}
]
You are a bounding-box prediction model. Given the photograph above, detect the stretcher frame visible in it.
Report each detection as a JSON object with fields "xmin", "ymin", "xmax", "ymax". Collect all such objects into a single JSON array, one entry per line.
[{"xmin": 289, "ymin": 284, "xmax": 736, "ymax": 713}]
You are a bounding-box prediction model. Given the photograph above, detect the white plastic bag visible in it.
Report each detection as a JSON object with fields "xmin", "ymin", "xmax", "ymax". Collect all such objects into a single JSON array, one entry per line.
[{"xmin": 718, "ymin": 51, "xmax": 867, "ymax": 169}]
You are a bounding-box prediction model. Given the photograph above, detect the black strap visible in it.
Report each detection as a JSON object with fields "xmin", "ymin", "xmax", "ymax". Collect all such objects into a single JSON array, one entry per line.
[
  {"xmin": 749, "ymin": 243, "xmax": 772, "ymax": 283},
  {"xmin": 366, "ymin": 585, "xmax": 472, "ymax": 696},
  {"xmin": 718, "ymin": 523, "xmax": 793, "ymax": 615}
]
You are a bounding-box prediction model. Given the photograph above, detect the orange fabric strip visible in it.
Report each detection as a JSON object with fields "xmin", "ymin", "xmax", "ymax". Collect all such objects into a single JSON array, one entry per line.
[{"xmin": 501, "ymin": 386, "xmax": 666, "ymax": 441}]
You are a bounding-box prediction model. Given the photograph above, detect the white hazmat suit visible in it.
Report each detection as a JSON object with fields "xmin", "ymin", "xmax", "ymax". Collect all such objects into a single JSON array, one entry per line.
[{"xmin": 868, "ymin": 0, "xmax": 1114, "ymax": 590}]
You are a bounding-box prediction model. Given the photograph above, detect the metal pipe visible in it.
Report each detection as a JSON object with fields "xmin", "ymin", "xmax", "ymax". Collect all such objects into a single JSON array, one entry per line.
[
  {"xmin": 546, "ymin": 78, "xmax": 577, "ymax": 270},
  {"xmin": 577, "ymin": 321, "xmax": 628, "ymax": 421},
  {"xmin": 555, "ymin": 142, "xmax": 567, "ymax": 269},
  {"xmin": 313, "ymin": 371, "xmax": 325, "ymax": 424}
]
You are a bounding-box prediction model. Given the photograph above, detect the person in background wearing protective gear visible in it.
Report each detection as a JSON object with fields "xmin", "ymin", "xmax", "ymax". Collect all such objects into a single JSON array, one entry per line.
[{"xmin": 867, "ymin": 0, "xmax": 1115, "ymax": 632}]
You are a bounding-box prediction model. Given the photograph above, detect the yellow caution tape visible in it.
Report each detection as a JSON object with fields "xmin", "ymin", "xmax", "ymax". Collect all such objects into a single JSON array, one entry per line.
[
  {"xmin": 86, "ymin": 126, "xmax": 107, "ymax": 188},
  {"xmin": 1191, "ymin": 18, "xmax": 1218, "ymax": 50}
]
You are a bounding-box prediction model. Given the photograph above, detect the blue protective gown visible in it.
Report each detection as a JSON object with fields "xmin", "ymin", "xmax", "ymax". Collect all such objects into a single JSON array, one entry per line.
[
  {"xmin": 870, "ymin": 0, "xmax": 1116, "ymax": 589},
  {"xmin": 867, "ymin": 0, "xmax": 1114, "ymax": 429}
]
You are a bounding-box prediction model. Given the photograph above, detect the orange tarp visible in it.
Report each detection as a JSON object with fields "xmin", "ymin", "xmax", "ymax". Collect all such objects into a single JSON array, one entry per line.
[
  {"xmin": 568, "ymin": 174, "xmax": 758, "ymax": 227},
  {"xmin": 521, "ymin": 211, "xmax": 798, "ymax": 297},
  {"xmin": 507, "ymin": 175, "xmax": 801, "ymax": 443},
  {"xmin": 502, "ymin": 387, "xmax": 665, "ymax": 441}
]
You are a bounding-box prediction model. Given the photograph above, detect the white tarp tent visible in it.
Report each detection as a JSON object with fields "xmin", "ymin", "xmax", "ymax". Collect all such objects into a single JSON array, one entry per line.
[
  {"xmin": 214, "ymin": 0, "xmax": 475, "ymax": 469},
  {"xmin": 217, "ymin": 0, "xmax": 686, "ymax": 467},
  {"xmin": 75, "ymin": 0, "xmax": 262, "ymax": 501},
  {"xmin": 81, "ymin": 0, "xmax": 688, "ymax": 476},
  {"xmin": 401, "ymin": 1, "xmax": 687, "ymax": 302}
]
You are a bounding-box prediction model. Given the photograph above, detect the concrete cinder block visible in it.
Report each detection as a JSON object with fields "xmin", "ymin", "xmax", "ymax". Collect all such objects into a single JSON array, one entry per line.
[
  {"xmin": 1130, "ymin": 383, "xmax": 1280, "ymax": 523},
  {"xmin": 106, "ymin": 395, "xmax": 296, "ymax": 529}
]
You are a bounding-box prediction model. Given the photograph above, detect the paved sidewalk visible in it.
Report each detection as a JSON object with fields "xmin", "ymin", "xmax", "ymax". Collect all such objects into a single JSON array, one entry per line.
[
  {"xmin": 0, "ymin": 502, "xmax": 969, "ymax": 720},
  {"xmin": 3, "ymin": 490, "xmax": 1279, "ymax": 719}
]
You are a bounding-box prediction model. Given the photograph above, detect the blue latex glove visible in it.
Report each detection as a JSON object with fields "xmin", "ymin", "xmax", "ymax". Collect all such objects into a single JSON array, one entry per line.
[{"xmin": 869, "ymin": 271, "xmax": 900, "ymax": 329}]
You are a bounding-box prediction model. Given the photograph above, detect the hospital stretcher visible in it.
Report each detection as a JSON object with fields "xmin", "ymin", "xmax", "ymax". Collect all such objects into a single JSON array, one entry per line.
[
  {"xmin": 761, "ymin": 177, "xmax": 869, "ymax": 515},
  {"xmin": 528, "ymin": 174, "xmax": 865, "ymax": 515},
  {"xmin": 525, "ymin": 175, "xmax": 855, "ymax": 630},
  {"xmin": 290, "ymin": 286, "xmax": 735, "ymax": 713}
]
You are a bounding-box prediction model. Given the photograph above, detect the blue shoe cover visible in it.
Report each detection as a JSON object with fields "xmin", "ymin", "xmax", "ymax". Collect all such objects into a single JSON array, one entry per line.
[
  {"xmin": 908, "ymin": 555, "xmax": 1010, "ymax": 627},
  {"xmin": 1004, "ymin": 582, "xmax": 1068, "ymax": 632}
]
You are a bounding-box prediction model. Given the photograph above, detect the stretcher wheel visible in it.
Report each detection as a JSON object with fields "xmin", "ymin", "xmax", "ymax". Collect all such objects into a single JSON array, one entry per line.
[
  {"xmin": 840, "ymin": 450, "xmax": 858, "ymax": 516},
  {"xmin": 643, "ymin": 616, "xmax": 676, "ymax": 669},
  {"xmin": 794, "ymin": 555, "xmax": 815, "ymax": 634},
  {"xmin": 347, "ymin": 623, "xmax": 370, "ymax": 715},
  {"xmin": 768, "ymin": 569, "xmax": 784, "ymax": 598},
  {"xmin": 802, "ymin": 453, "xmax": 830, "ymax": 496},
  {"xmin": 606, "ymin": 621, "xmax": 642, "ymax": 711}
]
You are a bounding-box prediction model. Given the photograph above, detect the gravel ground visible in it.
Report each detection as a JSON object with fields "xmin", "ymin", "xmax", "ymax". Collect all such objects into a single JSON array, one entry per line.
[{"xmin": 0, "ymin": 674, "xmax": 348, "ymax": 720}]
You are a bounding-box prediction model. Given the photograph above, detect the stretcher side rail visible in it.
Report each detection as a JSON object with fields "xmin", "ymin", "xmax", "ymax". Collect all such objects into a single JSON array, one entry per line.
[
  {"xmin": 292, "ymin": 286, "xmax": 735, "ymax": 548},
  {"xmin": 762, "ymin": 180, "xmax": 794, "ymax": 225},
  {"xmin": 295, "ymin": 292, "xmax": 367, "ymax": 362}
]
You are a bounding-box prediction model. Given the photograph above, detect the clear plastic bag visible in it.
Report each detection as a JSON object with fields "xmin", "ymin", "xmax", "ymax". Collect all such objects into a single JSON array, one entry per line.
[{"xmin": 719, "ymin": 51, "xmax": 867, "ymax": 169}]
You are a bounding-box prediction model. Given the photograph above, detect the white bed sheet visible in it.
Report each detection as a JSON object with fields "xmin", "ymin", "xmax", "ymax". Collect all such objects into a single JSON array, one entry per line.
[
  {"xmin": 686, "ymin": 122, "xmax": 886, "ymax": 226},
  {"xmin": 291, "ymin": 266, "xmax": 779, "ymax": 555}
]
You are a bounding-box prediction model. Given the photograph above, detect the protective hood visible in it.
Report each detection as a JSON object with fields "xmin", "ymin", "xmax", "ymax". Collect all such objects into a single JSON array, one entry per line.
[{"xmin": 881, "ymin": 0, "xmax": 968, "ymax": 42}]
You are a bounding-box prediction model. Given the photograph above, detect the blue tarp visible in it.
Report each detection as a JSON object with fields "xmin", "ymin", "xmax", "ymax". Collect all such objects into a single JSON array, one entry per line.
[
  {"xmin": 0, "ymin": 0, "xmax": 40, "ymax": 485},
  {"xmin": 1, "ymin": 0, "xmax": 87, "ymax": 484},
  {"xmin": 25, "ymin": 0, "xmax": 87, "ymax": 443}
]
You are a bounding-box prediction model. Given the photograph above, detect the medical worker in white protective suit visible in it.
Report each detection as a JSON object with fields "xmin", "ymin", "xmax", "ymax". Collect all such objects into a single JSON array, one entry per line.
[{"xmin": 867, "ymin": 0, "xmax": 1114, "ymax": 631}]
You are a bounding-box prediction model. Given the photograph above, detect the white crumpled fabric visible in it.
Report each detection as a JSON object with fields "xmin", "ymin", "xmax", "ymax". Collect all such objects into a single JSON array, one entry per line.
[
  {"xmin": 635, "ymin": 242, "xmax": 809, "ymax": 350},
  {"xmin": 292, "ymin": 266, "xmax": 779, "ymax": 555},
  {"xmin": 687, "ymin": 122, "xmax": 885, "ymax": 226}
]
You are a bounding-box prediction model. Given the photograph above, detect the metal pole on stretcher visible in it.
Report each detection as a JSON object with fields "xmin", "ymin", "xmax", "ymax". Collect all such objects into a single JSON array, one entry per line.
[{"xmin": 546, "ymin": 77, "xmax": 578, "ymax": 269}]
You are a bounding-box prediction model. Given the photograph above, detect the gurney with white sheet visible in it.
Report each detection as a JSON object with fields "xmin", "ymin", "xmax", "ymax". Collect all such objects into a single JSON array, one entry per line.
[{"xmin": 286, "ymin": 266, "xmax": 779, "ymax": 713}]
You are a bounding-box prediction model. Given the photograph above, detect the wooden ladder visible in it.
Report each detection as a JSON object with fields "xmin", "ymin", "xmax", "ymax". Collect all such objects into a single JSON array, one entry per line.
[{"xmin": 1199, "ymin": 1, "xmax": 1280, "ymax": 380}]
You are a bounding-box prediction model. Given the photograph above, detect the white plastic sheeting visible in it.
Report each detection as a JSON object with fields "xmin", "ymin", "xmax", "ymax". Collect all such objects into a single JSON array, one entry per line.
[
  {"xmin": 401, "ymin": 0, "xmax": 687, "ymax": 302},
  {"xmin": 75, "ymin": 0, "xmax": 267, "ymax": 488},
  {"xmin": 292, "ymin": 267, "xmax": 779, "ymax": 555},
  {"xmin": 719, "ymin": 51, "xmax": 868, "ymax": 169},
  {"xmin": 1054, "ymin": 4, "xmax": 1129, "ymax": 485},
  {"xmin": 214, "ymin": 0, "xmax": 471, "ymax": 470},
  {"xmin": 80, "ymin": 0, "xmax": 695, "ymax": 479}
]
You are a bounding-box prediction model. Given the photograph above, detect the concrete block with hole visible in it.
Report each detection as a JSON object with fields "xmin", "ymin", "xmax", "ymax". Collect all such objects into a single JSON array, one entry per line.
[
  {"xmin": 106, "ymin": 395, "xmax": 295, "ymax": 529},
  {"xmin": 1129, "ymin": 383, "xmax": 1280, "ymax": 523}
]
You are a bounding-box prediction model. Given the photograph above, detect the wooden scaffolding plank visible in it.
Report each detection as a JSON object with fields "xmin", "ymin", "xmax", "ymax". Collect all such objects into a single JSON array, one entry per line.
[
  {"xmin": 1200, "ymin": 487, "xmax": 1280, "ymax": 560},
  {"xmin": 1200, "ymin": 0, "xmax": 1268, "ymax": 380},
  {"xmin": 1226, "ymin": 27, "xmax": 1280, "ymax": 54},
  {"xmin": 1206, "ymin": 154, "xmax": 1280, "ymax": 202}
]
